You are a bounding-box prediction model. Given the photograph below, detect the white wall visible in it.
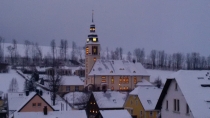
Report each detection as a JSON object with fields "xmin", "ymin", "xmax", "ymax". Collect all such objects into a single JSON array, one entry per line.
[{"xmin": 161, "ymin": 79, "xmax": 194, "ymax": 118}]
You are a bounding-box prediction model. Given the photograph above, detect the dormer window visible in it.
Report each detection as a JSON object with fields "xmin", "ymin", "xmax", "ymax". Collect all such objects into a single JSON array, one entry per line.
[
  {"xmin": 110, "ymin": 71, "xmax": 113, "ymax": 73},
  {"xmin": 133, "ymin": 71, "xmax": 136, "ymax": 73}
]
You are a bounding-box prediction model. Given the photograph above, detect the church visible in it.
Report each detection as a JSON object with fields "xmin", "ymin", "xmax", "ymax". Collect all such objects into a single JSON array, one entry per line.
[{"xmin": 85, "ymin": 12, "xmax": 150, "ymax": 91}]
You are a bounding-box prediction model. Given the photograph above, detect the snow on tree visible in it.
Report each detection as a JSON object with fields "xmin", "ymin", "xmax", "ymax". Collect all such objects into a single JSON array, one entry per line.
[{"xmin": 8, "ymin": 78, "xmax": 19, "ymax": 92}]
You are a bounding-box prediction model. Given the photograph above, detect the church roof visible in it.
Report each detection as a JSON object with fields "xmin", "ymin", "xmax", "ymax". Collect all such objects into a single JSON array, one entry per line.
[{"xmin": 88, "ymin": 60, "xmax": 149, "ymax": 76}]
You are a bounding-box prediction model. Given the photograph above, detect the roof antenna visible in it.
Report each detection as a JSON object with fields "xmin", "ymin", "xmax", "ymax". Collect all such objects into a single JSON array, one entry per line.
[{"xmin": 92, "ymin": 10, "xmax": 94, "ymax": 23}]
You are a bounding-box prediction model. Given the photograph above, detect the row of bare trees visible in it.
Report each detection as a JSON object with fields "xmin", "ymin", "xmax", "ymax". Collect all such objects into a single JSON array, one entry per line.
[
  {"xmin": 103, "ymin": 47, "xmax": 210, "ymax": 71},
  {"xmin": 2, "ymin": 38, "xmax": 85, "ymax": 67}
]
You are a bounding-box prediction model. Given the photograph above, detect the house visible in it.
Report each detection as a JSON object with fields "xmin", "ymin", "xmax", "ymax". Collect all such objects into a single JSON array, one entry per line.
[
  {"xmin": 86, "ymin": 91, "xmax": 128, "ymax": 118},
  {"xmin": 0, "ymin": 63, "xmax": 9, "ymax": 73},
  {"xmin": 46, "ymin": 66, "xmax": 72, "ymax": 76},
  {"xmin": 95, "ymin": 110, "xmax": 132, "ymax": 118},
  {"xmin": 74, "ymin": 66, "xmax": 85, "ymax": 77},
  {"xmin": 58, "ymin": 76, "xmax": 84, "ymax": 94},
  {"xmin": 8, "ymin": 90, "xmax": 71, "ymax": 117},
  {"xmin": 124, "ymin": 86, "xmax": 162, "ymax": 118},
  {"xmin": 9, "ymin": 91, "xmax": 87, "ymax": 118},
  {"xmin": 0, "ymin": 91, "xmax": 6, "ymax": 118},
  {"xmin": 155, "ymin": 70, "xmax": 210, "ymax": 118},
  {"xmin": 8, "ymin": 91, "xmax": 53, "ymax": 117},
  {"xmin": 84, "ymin": 16, "xmax": 150, "ymax": 91}
]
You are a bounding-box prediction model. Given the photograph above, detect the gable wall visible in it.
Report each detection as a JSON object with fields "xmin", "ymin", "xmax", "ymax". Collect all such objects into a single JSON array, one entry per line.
[
  {"xmin": 161, "ymin": 79, "xmax": 193, "ymax": 118},
  {"xmin": 19, "ymin": 95, "xmax": 53, "ymax": 112}
]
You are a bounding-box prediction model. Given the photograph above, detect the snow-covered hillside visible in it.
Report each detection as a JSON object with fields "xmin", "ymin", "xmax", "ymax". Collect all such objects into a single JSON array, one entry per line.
[{"xmin": 146, "ymin": 69, "xmax": 176, "ymax": 83}]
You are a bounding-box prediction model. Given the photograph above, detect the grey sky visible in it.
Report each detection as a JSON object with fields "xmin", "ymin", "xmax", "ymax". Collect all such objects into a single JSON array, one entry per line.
[{"xmin": 0, "ymin": 0, "xmax": 210, "ymax": 56}]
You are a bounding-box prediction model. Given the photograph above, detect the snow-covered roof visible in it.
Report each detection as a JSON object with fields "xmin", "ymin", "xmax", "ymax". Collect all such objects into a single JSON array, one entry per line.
[
  {"xmin": 136, "ymin": 79, "xmax": 153, "ymax": 86},
  {"xmin": 13, "ymin": 110, "xmax": 87, "ymax": 118},
  {"xmin": 62, "ymin": 76, "xmax": 84, "ymax": 86},
  {"xmin": 0, "ymin": 69, "xmax": 25, "ymax": 93},
  {"xmin": 64, "ymin": 92, "xmax": 89, "ymax": 104},
  {"xmin": 146, "ymin": 69, "xmax": 175, "ymax": 83},
  {"xmin": 8, "ymin": 92, "xmax": 28, "ymax": 111},
  {"xmin": 168, "ymin": 70, "xmax": 210, "ymax": 118},
  {"xmin": 89, "ymin": 60, "xmax": 149, "ymax": 76},
  {"xmin": 100, "ymin": 110, "xmax": 132, "ymax": 118},
  {"xmin": 8, "ymin": 91, "xmax": 51, "ymax": 111},
  {"xmin": 93, "ymin": 91, "xmax": 127, "ymax": 108},
  {"xmin": 130, "ymin": 86, "xmax": 162, "ymax": 111}
]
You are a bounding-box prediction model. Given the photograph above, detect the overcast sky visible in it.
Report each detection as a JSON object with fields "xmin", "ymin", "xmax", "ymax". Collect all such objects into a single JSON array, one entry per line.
[{"xmin": 0, "ymin": 0, "xmax": 210, "ymax": 56}]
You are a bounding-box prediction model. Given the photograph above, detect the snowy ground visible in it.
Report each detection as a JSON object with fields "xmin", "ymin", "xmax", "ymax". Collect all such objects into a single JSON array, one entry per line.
[
  {"xmin": 146, "ymin": 69, "xmax": 176, "ymax": 83},
  {"xmin": 0, "ymin": 69, "xmax": 26, "ymax": 94}
]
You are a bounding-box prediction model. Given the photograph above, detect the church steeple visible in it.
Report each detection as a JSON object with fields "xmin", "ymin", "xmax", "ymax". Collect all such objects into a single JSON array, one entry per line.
[{"xmin": 87, "ymin": 10, "xmax": 98, "ymax": 43}]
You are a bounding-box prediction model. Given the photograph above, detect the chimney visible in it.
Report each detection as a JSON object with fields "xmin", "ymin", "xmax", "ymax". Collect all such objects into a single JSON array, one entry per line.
[
  {"xmin": 25, "ymin": 90, "xmax": 29, "ymax": 96},
  {"xmin": 133, "ymin": 59, "xmax": 136, "ymax": 64},
  {"xmin": 39, "ymin": 90, "xmax": 43, "ymax": 96},
  {"xmin": 36, "ymin": 89, "xmax": 39, "ymax": 95},
  {"xmin": 43, "ymin": 106, "xmax": 47, "ymax": 115}
]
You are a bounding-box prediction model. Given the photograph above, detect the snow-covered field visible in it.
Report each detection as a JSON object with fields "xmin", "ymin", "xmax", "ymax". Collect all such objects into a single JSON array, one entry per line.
[
  {"xmin": 0, "ymin": 69, "xmax": 26, "ymax": 93},
  {"xmin": 146, "ymin": 69, "xmax": 176, "ymax": 83}
]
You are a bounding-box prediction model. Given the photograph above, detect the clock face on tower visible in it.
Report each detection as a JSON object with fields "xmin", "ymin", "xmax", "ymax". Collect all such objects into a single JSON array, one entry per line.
[{"xmin": 92, "ymin": 46, "xmax": 98, "ymax": 55}]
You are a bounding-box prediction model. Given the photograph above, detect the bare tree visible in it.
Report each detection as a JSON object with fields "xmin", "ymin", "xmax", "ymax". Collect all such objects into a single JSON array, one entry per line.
[
  {"xmin": 154, "ymin": 76, "xmax": 162, "ymax": 88},
  {"xmin": 64, "ymin": 40, "xmax": 68, "ymax": 61},
  {"xmin": 119, "ymin": 47, "xmax": 123, "ymax": 60},
  {"xmin": 0, "ymin": 37, "xmax": 4, "ymax": 62},
  {"xmin": 24, "ymin": 40, "xmax": 31, "ymax": 65},
  {"xmin": 8, "ymin": 78, "xmax": 19, "ymax": 92},
  {"xmin": 47, "ymin": 70, "xmax": 62, "ymax": 105},
  {"xmin": 150, "ymin": 50, "xmax": 157, "ymax": 69},
  {"xmin": 71, "ymin": 41, "xmax": 77, "ymax": 61},
  {"xmin": 51, "ymin": 39, "xmax": 56, "ymax": 67},
  {"xmin": 127, "ymin": 51, "xmax": 132, "ymax": 62},
  {"xmin": 7, "ymin": 45, "xmax": 14, "ymax": 65},
  {"xmin": 106, "ymin": 47, "xmax": 110, "ymax": 60},
  {"xmin": 35, "ymin": 43, "xmax": 42, "ymax": 66},
  {"xmin": 60, "ymin": 39, "xmax": 65, "ymax": 61},
  {"xmin": 134, "ymin": 48, "xmax": 145, "ymax": 64},
  {"xmin": 12, "ymin": 39, "xmax": 18, "ymax": 65}
]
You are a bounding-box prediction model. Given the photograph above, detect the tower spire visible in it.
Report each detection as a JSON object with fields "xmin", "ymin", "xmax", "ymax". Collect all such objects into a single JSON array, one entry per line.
[{"xmin": 92, "ymin": 10, "xmax": 94, "ymax": 23}]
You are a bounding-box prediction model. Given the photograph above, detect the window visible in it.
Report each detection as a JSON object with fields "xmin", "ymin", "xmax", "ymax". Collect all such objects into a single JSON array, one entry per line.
[
  {"xmin": 130, "ymin": 100, "xmax": 133, "ymax": 105},
  {"xmin": 32, "ymin": 103, "xmax": 36, "ymax": 107},
  {"xmin": 140, "ymin": 111, "xmax": 143, "ymax": 116},
  {"xmin": 101, "ymin": 79, "xmax": 106, "ymax": 83},
  {"xmin": 119, "ymin": 77, "xmax": 122, "ymax": 83},
  {"xmin": 92, "ymin": 46, "xmax": 98, "ymax": 55},
  {"xmin": 166, "ymin": 100, "xmax": 168, "ymax": 110},
  {"xmin": 186, "ymin": 104, "xmax": 189, "ymax": 114},
  {"xmin": 150, "ymin": 111, "xmax": 153, "ymax": 117},
  {"xmin": 38, "ymin": 103, "xmax": 41, "ymax": 106},
  {"xmin": 136, "ymin": 100, "xmax": 138, "ymax": 105},
  {"xmin": 93, "ymin": 38, "xmax": 97, "ymax": 42},
  {"xmin": 131, "ymin": 109, "xmax": 133, "ymax": 114},
  {"xmin": 120, "ymin": 86, "xmax": 122, "ymax": 90},
  {"xmin": 123, "ymin": 77, "xmax": 126, "ymax": 83},
  {"xmin": 126, "ymin": 77, "xmax": 129, "ymax": 83},
  {"xmin": 66, "ymin": 86, "xmax": 70, "ymax": 92},
  {"xmin": 75, "ymin": 86, "xmax": 79, "ymax": 91},
  {"xmin": 93, "ymin": 57, "xmax": 96, "ymax": 62},
  {"xmin": 111, "ymin": 77, "xmax": 114, "ymax": 84},
  {"xmin": 175, "ymin": 83, "xmax": 178, "ymax": 91},
  {"xmin": 174, "ymin": 99, "xmax": 180, "ymax": 112},
  {"xmin": 124, "ymin": 86, "xmax": 126, "ymax": 90},
  {"xmin": 134, "ymin": 77, "xmax": 137, "ymax": 84},
  {"xmin": 126, "ymin": 86, "xmax": 129, "ymax": 90}
]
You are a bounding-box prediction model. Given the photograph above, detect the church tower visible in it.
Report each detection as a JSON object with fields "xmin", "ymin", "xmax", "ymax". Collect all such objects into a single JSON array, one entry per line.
[{"xmin": 85, "ymin": 11, "xmax": 100, "ymax": 80}]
